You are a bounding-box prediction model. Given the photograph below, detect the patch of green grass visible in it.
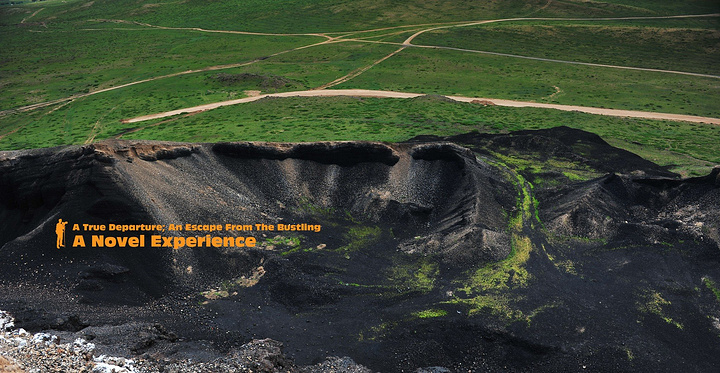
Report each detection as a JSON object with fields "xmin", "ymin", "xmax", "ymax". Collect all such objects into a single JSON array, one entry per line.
[
  {"xmin": 445, "ymin": 293, "xmax": 560, "ymax": 324},
  {"xmin": 563, "ymin": 171, "xmax": 585, "ymax": 181},
  {"xmin": 358, "ymin": 320, "xmax": 397, "ymax": 342},
  {"xmin": 556, "ymin": 260, "xmax": 578, "ymax": 275},
  {"xmin": 413, "ymin": 309, "xmax": 448, "ymax": 319},
  {"xmin": 546, "ymin": 248, "xmax": 581, "ymax": 276},
  {"xmin": 625, "ymin": 347, "xmax": 635, "ymax": 361},
  {"xmin": 532, "ymin": 195, "xmax": 543, "ymax": 226},
  {"xmin": 606, "ymin": 138, "xmax": 716, "ymax": 178},
  {"xmin": 703, "ymin": 276, "xmax": 720, "ymax": 303},
  {"xmin": 489, "ymin": 150, "xmax": 602, "ymax": 186},
  {"xmin": 524, "ymin": 301, "xmax": 562, "ymax": 325},
  {"xmin": 338, "ymin": 225, "xmax": 382, "ymax": 255},
  {"xmin": 261, "ymin": 235, "xmax": 303, "ymax": 256},
  {"xmin": 448, "ymin": 293, "xmax": 522, "ymax": 319},
  {"xmin": 637, "ymin": 289, "xmax": 684, "ymax": 329},
  {"xmin": 296, "ymin": 197, "xmax": 336, "ymax": 217},
  {"xmin": 387, "ymin": 259, "xmax": 438, "ymax": 294},
  {"xmin": 463, "ymin": 234, "xmax": 532, "ymax": 294}
]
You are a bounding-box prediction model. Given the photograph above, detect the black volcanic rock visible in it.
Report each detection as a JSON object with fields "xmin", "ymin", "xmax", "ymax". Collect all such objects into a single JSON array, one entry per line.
[
  {"xmin": 1, "ymin": 133, "xmax": 719, "ymax": 372},
  {"xmin": 0, "ymin": 139, "xmax": 516, "ymax": 328},
  {"xmin": 407, "ymin": 126, "xmax": 679, "ymax": 179},
  {"xmin": 539, "ymin": 170, "xmax": 720, "ymax": 248},
  {"xmin": 214, "ymin": 141, "xmax": 400, "ymax": 166}
]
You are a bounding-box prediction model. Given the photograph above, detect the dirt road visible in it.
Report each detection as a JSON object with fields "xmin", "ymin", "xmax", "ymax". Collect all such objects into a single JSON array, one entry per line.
[
  {"xmin": 4, "ymin": 13, "xmax": 718, "ymax": 125},
  {"xmin": 397, "ymin": 13, "xmax": 720, "ymax": 79},
  {"xmin": 401, "ymin": 14, "xmax": 720, "ymax": 45},
  {"xmin": 121, "ymin": 89, "xmax": 720, "ymax": 125}
]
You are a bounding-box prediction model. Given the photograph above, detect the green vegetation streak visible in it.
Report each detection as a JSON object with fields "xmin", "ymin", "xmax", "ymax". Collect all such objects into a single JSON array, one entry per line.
[{"xmin": 703, "ymin": 277, "xmax": 720, "ymax": 303}]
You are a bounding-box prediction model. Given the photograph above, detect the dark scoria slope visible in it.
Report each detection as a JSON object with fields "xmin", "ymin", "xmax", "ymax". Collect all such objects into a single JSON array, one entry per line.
[
  {"xmin": 1, "ymin": 128, "xmax": 719, "ymax": 372},
  {"xmin": 408, "ymin": 126, "xmax": 679, "ymax": 189},
  {"xmin": 0, "ymin": 138, "xmax": 516, "ymax": 369},
  {"xmin": 0, "ymin": 140, "xmax": 512, "ymax": 292}
]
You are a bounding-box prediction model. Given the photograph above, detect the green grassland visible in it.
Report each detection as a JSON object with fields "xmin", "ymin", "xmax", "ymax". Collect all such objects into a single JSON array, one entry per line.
[
  {"xmin": 5, "ymin": 96, "xmax": 713, "ymax": 175},
  {"xmin": 341, "ymin": 47, "xmax": 720, "ymax": 117},
  {"xmin": 1, "ymin": 0, "xmax": 719, "ymax": 176},
  {"xmin": 0, "ymin": 41, "xmax": 401, "ymax": 148},
  {"xmin": 0, "ymin": 23, "xmax": 321, "ymax": 108},
  {"xmin": 112, "ymin": 97, "xmax": 720, "ymax": 174},
  {"xmin": 415, "ymin": 22, "xmax": 720, "ymax": 75},
  {"xmin": 239, "ymin": 41, "xmax": 401, "ymax": 88},
  {"xmin": 5, "ymin": 0, "xmax": 718, "ymax": 33}
]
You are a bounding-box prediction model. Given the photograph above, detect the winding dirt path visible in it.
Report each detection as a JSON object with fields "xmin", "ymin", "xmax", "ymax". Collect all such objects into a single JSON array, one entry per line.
[
  {"xmin": 120, "ymin": 89, "xmax": 720, "ymax": 125},
  {"xmin": 390, "ymin": 13, "xmax": 720, "ymax": 79},
  {"xmin": 20, "ymin": 8, "xmax": 44, "ymax": 23},
  {"xmin": 92, "ymin": 19, "xmax": 333, "ymax": 40},
  {"xmin": 3, "ymin": 13, "xmax": 718, "ymax": 123},
  {"xmin": 402, "ymin": 43, "xmax": 720, "ymax": 79},
  {"xmin": 0, "ymin": 38, "xmax": 332, "ymax": 117},
  {"xmin": 315, "ymin": 47, "xmax": 407, "ymax": 89},
  {"xmin": 402, "ymin": 13, "xmax": 720, "ymax": 45}
]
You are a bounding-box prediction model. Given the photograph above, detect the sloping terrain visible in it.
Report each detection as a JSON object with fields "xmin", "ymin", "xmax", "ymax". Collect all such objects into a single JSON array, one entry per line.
[{"xmin": 0, "ymin": 127, "xmax": 719, "ymax": 372}]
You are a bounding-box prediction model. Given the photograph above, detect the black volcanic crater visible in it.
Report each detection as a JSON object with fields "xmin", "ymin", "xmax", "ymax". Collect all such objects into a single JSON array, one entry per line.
[{"xmin": 1, "ymin": 127, "xmax": 719, "ymax": 372}]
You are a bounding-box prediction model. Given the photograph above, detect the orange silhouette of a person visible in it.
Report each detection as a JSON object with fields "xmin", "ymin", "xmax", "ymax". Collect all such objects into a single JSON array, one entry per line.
[{"xmin": 56, "ymin": 219, "xmax": 68, "ymax": 249}]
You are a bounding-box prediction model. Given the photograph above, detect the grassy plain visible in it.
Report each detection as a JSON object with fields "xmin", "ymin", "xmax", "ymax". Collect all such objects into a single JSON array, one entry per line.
[
  {"xmin": 415, "ymin": 22, "xmax": 720, "ymax": 75},
  {"xmin": 341, "ymin": 47, "xmax": 720, "ymax": 117},
  {"xmin": 0, "ymin": 23, "xmax": 321, "ymax": 108},
  {"xmin": 6, "ymin": 0, "xmax": 718, "ymax": 33},
  {"xmin": 6, "ymin": 96, "xmax": 710, "ymax": 174},
  {"xmin": 1, "ymin": 0, "xmax": 718, "ymax": 175}
]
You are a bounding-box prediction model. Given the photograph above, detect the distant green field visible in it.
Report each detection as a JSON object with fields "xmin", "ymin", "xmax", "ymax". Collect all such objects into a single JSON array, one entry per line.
[
  {"xmin": 4, "ymin": 0, "xmax": 717, "ymax": 33},
  {"xmin": 415, "ymin": 22, "xmax": 720, "ymax": 75},
  {"xmin": 0, "ymin": 23, "xmax": 321, "ymax": 108},
  {"xmin": 241, "ymin": 42, "xmax": 401, "ymax": 88},
  {"xmin": 0, "ymin": 42, "xmax": 400, "ymax": 147},
  {"xmin": 1, "ymin": 0, "xmax": 718, "ymax": 177},
  {"xmin": 340, "ymin": 47, "xmax": 720, "ymax": 117}
]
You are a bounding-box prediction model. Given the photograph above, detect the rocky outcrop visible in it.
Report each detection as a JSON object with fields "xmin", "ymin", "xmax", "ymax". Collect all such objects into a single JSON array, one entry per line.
[
  {"xmin": 539, "ymin": 169, "xmax": 720, "ymax": 248},
  {"xmin": 0, "ymin": 139, "xmax": 513, "ymax": 293},
  {"xmin": 0, "ymin": 309, "xmax": 372, "ymax": 373}
]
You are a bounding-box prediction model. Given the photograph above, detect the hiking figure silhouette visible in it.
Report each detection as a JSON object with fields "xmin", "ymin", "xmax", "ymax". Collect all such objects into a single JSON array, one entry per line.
[{"xmin": 56, "ymin": 219, "xmax": 68, "ymax": 249}]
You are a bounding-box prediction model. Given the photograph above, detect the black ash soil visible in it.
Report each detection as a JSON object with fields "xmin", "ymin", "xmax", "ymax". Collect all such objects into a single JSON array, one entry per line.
[{"xmin": 1, "ymin": 127, "xmax": 719, "ymax": 372}]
